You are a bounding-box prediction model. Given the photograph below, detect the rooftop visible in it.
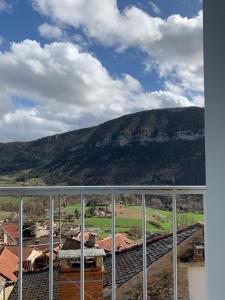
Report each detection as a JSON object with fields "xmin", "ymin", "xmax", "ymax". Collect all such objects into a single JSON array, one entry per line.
[
  {"xmin": 61, "ymin": 237, "xmax": 92, "ymax": 250},
  {"xmin": 74, "ymin": 231, "xmax": 96, "ymax": 243},
  {"xmin": 97, "ymin": 233, "xmax": 131, "ymax": 252},
  {"xmin": 7, "ymin": 223, "xmax": 203, "ymax": 299},
  {"xmin": 58, "ymin": 248, "xmax": 106, "ymax": 259},
  {"xmin": 8, "ymin": 268, "xmax": 59, "ymax": 300},
  {"xmin": 5, "ymin": 246, "xmax": 35, "ymax": 261},
  {"xmin": 103, "ymin": 223, "xmax": 204, "ymax": 288},
  {"xmin": 1, "ymin": 225, "xmax": 19, "ymax": 240},
  {"xmin": 0, "ymin": 248, "xmax": 18, "ymax": 281}
]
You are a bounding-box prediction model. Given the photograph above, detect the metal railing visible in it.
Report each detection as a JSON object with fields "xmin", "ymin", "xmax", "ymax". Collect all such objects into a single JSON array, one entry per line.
[
  {"xmin": 0, "ymin": 279, "xmax": 6, "ymax": 300},
  {"xmin": 0, "ymin": 185, "xmax": 206, "ymax": 300}
]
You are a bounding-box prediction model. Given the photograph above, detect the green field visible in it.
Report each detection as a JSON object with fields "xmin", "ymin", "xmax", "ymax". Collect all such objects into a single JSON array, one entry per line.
[
  {"xmin": 132, "ymin": 206, "xmax": 204, "ymax": 226},
  {"xmin": 0, "ymin": 211, "xmax": 12, "ymax": 219},
  {"xmin": 57, "ymin": 203, "xmax": 204, "ymax": 240},
  {"xmin": 0, "ymin": 174, "xmax": 45, "ymax": 187}
]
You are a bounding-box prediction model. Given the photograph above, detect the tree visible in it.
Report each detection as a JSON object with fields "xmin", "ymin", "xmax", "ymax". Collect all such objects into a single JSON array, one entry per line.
[{"xmin": 74, "ymin": 208, "xmax": 80, "ymax": 219}]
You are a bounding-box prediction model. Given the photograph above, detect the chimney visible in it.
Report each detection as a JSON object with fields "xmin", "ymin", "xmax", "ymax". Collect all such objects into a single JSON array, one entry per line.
[
  {"xmin": 193, "ymin": 242, "xmax": 205, "ymax": 262},
  {"xmin": 59, "ymin": 249, "xmax": 105, "ymax": 300},
  {"xmin": 86, "ymin": 233, "xmax": 96, "ymax": 247}
]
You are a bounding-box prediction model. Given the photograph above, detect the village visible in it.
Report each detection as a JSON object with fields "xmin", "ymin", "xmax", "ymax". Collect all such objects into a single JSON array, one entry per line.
[{"xmin": 0, "ymin": 196, "xmax": 205, "ymax": 300}]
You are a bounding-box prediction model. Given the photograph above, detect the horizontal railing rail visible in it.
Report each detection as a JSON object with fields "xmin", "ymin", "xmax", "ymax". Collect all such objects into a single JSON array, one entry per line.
[
  {"xmin": 0, "ymin": 185, "xmax": 206, "ymax": 196},
  {"xmin": 0, "ymin": 185, "xmax": 206, "ymax": 300}
]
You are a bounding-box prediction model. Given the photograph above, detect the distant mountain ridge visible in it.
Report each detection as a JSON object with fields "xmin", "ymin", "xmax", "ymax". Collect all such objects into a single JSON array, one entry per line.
[{"xmin": 0, "ymin": 107, "xmax": 205, "ymax": 185}]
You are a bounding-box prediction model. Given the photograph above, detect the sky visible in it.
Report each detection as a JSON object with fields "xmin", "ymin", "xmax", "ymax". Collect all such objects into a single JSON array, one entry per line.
[{"xmin": 0, "ymin": 0, "xmax": 203, "ymax": 142}]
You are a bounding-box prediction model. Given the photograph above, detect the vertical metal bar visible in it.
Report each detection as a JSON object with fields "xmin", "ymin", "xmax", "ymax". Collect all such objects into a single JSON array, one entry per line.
[
  {"xmin": 3, "ymin": 281, "xmax": 5, "ymax": 300},
  {"xmin": 58, "ymin": 196, "xmax": 62, "ymax": 250},
  {"xmin": 142, "ymin": 194, "xmax": 147, "ymax": 300},
  {"xmin": 172, "ymin": 191, "xmax": 178, "ymax": 300},
  {"xmin": 112, "ymin": 194, "xmax": 116, "ymax": 300},
  {"xmin": 49, "ymin": 196, "xmax": 54, "ymax": 300},
  {"xmin": 202, "ymin": 192, "xmax": 208, "ymax": 282},
  {"xmin": 19, "ymin": 197, "xmax": 23, "ymax": 300},
  {"xmin": 80, "ymin": 194, "xmax": 85, "ymax": 300}
]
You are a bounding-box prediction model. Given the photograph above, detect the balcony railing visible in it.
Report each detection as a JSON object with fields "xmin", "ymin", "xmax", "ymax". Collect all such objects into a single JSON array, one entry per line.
[{"xmin": 0, "ymin": 185, "xmax": 206, "ymax": 300}]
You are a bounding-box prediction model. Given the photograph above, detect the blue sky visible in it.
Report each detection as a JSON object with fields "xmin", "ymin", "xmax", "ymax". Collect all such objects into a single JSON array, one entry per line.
[{"xmin": 0, "ymin": 0, "xmax": 203, "ymax": 142}]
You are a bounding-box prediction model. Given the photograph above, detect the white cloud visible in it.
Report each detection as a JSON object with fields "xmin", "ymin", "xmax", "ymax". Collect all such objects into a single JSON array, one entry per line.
[
  {"xmin": 0, "ymin": 109, "xmax": 70, "ymax": 142},
  {"xmin": 0, "ymin": 39, "xmax": 195, "ymax": 142},
  {"xmin": 0, "ymin": 0, "xmax": 11, "ymax": 11},
  {"xmin": 0, "ymin": 93, "xmax": 14, "ymax": 118},
  {"xmin": 38, "ymin": 23, "xmax": 64, "ymax": 39},
  {"xmin": 192, "ymin": 95, "xmax": 204, "ymax": 107},
  {"xmin": 149, "ymin": 1, "xmax": 161, "ymax": 15},
  {"xmin": 33, "ymin": 0, "xmax": 162, "ymax": 49},
  {"xmin": 0, "ymin": 0, "xmax": 204, "ymax": 142},
  {"xmin": 38, "ymin": 23, "xmax": 88, "ymax": 47},
  {"xmin": 32, "ymin": 0, "xmax": 203, "ymax": 99}
]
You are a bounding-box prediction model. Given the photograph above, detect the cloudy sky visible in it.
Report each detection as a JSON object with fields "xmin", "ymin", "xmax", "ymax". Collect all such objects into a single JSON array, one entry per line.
[{"xmin": 0, "ymin": 0, "xmax": 203, "ymax": 142}]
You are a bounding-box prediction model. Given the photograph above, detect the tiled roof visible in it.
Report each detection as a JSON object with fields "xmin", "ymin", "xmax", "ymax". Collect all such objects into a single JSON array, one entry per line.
[
  {"xmin": 7, "ymin": 224, "xmax": 203, "ymax": 299},
  {"xmin": 0, "ymin": 248, "xmax": 18, "ymax": 281},
  {"xmin": 8, "ymin": 268, "xmax": 59, "ymax": 300},
  {"xmin": 74, "ymin": 231, "xmax": 94, "ymax": 243},
  {"xmin": 61, "ymin": 237, "xmax": 81, "ymax": 250},
  {"xmin": 62, "ymin": 237, "xmax": 92, "ymax": 250},
  {"xmin": 103, "ymin": 223, "xmax": 204, "ymax": 288},
  {"xmin": 97, "ymin": 233, "xmax": 131, "ymax": 252},
  {"xmin": 2, "ymin": 225, "xmax": 18, "ymax": 239},
  {"xmin": 6, "ymin": 246, "xmax": 34, "ymax": 261},
  {"xmin": 29, "ymin": 242, "xmax": 59, "ymax": 252}
]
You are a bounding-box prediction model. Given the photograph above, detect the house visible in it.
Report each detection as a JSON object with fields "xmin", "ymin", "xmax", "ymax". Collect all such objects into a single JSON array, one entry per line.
[
  {"xmin": 0, "ymin": 225, "xmax": 19, "ymax": 246},
  {"xmin": 8, "ymin": 248, "xmax": 106, "ymax": 300},
  {"xmin": 0, "ymin": 245, "xmax": 42, "ymax": 300},
  {"xmin": 94, "ymin": 210, "xmax": 106, "ymax": 217},
  {"xmin": 33, "ymin": 246, "xmax": 58, "ymax": 270},
  {"xmin": 73, "ymin": 231, "xmax": 97, "ymax": 247},
  {"xmin": 0, "ymin": 248, "xmax": 18, "ymax": 282},
  {"xmin": 60, "ymin": 229, "xmax": 96, "ymax": 246},
  {"xmin": 0, "ymin": 248, "xmax": 18, "ymax": 300},
  {"xmin": 29, "ymin": 241, "xmax": 59, "ymax": 253},
  {"xmin": 0, "ymin": 223, "xmax": 51, "ymax": 247},
  {"xmin": 6, "ymin": 223, "xmax": 204, "ymax": 300},
  {"xmin": 22, "ymin": 222, "xmax": 49, "ymax": 246},
  {"xmin": 97, "ymin": 233, "xmax": 131, "ymax": 252},
  {"xmin": 103, "ymin": 223, "xmax": 204, "ymax": 300},
  {"xmin": 61, "ymin": 226, "xmax": 80, "ymax": 239},
  {"xmin": 59, "ymin": 249, "xmax": 106, "ymax": 299},
  {"xmin": 61, "ymin": 238, "xmax": 82, "ymax": 251},
  {"xmin": 5, "ymin": 246, "xmax": 42, "ymax": 269},
  {"xmin": 94, "ymin": 209, "xmax": 112, "ymax": 218},
  {"xmin": 8, "ymin": 268, "xmax": 59, "ymax": 300},
  {"xmin": 61, "ymin": 236, "xmax": 94, "ymax": 251}
]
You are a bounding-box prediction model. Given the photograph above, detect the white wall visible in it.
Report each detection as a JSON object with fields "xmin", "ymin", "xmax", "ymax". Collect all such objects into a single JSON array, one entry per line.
[
  {"xmin": 203, "ymin": 1, "xmax": 225, "ymax": 299},
  {"xmin": 188, "ymin": 267, "xmax": 206, "ymax": 300}
]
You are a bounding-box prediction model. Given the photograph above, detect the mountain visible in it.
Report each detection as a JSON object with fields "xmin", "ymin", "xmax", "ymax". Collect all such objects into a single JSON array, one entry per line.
[{"xmin": 0, "ymin": 107, "xmax": 205, "ymax": 185}]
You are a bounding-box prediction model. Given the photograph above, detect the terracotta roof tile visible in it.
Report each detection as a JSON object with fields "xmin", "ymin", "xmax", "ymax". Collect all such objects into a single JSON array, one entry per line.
[
  {"xmin": 74, "ymin": 231, "xmax": 95, "ymax": 243},
  {"xmin": 2, "ymin": 225, "xmax": 19, "ymax": 239},
  {"xmin": 6, "ymin": 246, "xmax": 34, "ymax": 261},
  {"xmin": 0, "ymin": 248, "xmax": 18, "ymax": 281},
  {"xmin": 7, "ymin": 223, "xmax": 204, "ymax": 299},
  {"xmin": 97, "ymin": 233, "xmax": 131, "ymax": 252}
]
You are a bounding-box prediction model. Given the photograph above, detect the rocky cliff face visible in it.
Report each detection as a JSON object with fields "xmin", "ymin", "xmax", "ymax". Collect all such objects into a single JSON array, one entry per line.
[{"xmin": 0, "ymin": 107, "xmax": 205, "ymax": 185}]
